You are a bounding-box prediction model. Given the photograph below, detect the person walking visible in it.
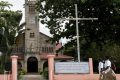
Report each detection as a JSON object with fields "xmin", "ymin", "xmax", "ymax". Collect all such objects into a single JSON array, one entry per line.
[
  {"xmin": 102, "ymin": 56, "xmax": 116, "ymax": 80},
  {"xmin": 98, "ymin": 58, "xmax": 104, "ymax": 80}
]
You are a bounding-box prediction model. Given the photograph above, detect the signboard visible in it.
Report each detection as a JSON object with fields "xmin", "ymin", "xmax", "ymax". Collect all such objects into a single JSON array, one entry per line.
[{"xmin": 55, "ymin": 62, "xmax": 89, "ymax": 74}]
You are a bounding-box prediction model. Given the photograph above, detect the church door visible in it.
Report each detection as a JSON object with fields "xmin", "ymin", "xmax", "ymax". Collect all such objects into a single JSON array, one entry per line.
[{"xmin": 27, "ymin": 57, "xmax": 38, "ymax": 73}]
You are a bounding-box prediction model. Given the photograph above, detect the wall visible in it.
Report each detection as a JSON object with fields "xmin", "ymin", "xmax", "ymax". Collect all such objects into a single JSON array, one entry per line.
[
  {"xmin": 54, "ymin": 74, "xmax": 96, "ymax": 80},
  {"xmin": 54, "ymin": 74, "xmax": 120, "ymax": 80},
  {"xmin": 0, "ymin": 55, "xmax": 18, "ymax": 80},
  {"xmin": 0, "ymin": 74, "xmax": 11, "ymax": 80}
]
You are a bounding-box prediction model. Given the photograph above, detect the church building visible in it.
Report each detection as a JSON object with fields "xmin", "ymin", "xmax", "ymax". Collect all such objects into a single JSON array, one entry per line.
[{"xmin": 13, "ymin": 0, "xmax": 73, "ymax": 73}]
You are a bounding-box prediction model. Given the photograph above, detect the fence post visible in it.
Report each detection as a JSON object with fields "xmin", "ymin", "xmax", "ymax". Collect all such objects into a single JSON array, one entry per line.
[
  {"xmin": 89, "ymin": 58, "xmax": 94, "ymax": 80},
  {"xmin": 89, "ymin": 58, "xmax": 93, "ymax": 74},
  {"xmin": 11, "ymin": 55, "xmax": 18, "ymax": 80},
  {"xmin": 47, "ymin": 55, "xmax": 55, "ymax": 80}
]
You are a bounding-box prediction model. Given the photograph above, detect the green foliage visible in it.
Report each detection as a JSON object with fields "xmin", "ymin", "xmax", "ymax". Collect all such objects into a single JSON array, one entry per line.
[
  {"xmin": 37, "ymin": 0, "xmax": 120, "ymax": 61},
  {"xmin": 0, "ymin": 1, "xmax": 13, "ymax": 10},
  {"xmin": 0, "ymin": 1, "xmax": 23, "ymax": 68},
  {"xmin": 0, "ymin": 55, "xmax": 4, "ymax": 74},
  {"xmin": 38, "ymin": 68, "xmax": 43, "ymax": 75},
  {"xmin": 18, "ymin": 69, "xmax": 26, "ymax": 80},
  {"xmin": 18, "ymin": 69, "xmax": 26, "ymax": 75},
  {"xmin": 43, "ymin": 67, "xmax": 48, "ymax": 79},
  {"xmin": 86, "ymin": 43, "xmax": 120, "ymax": 59},
  {"xmin": 0, "ymin": 1, "xmax": 22, "ymax": 51},
  {"xmin": 0, "ymin": 65, "xmax": 4, "ymax": 74}
]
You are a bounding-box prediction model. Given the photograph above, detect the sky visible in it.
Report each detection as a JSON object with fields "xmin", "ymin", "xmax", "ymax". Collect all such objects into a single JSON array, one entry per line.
[{"xmin": 1, "ymin": 0, "xmax": 51, "ymax": 36}]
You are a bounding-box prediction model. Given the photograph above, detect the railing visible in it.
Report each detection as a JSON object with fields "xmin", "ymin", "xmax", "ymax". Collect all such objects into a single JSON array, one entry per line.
[
  {"xmin": 0, "ymin": 74, "xmax": 12, "ymax": 80},
  {"xmin": 11, "ymin": 47, "xmax": 25, "ymax": 53},
  {"xmin": 12, "ymin": 47, "xmax": 42, "ymax": 54},
  {"xmin": 0, "ymin": 46, "xmax": 54, "ymax": 54},
  {"xmin": 0, "ymin": 47, "xmax": 25, "ymax": 54}
]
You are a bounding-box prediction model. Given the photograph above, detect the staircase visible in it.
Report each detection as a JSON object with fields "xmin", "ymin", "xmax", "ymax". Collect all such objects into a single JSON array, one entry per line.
[{"xmin": 20, "ymin": 74, "xmax": 44, "ymax": 80}]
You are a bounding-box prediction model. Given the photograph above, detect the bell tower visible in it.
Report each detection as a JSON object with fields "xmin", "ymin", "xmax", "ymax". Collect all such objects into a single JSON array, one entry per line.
[{"xmin": 25, "ymin": 0, "xmax": 39, "ymax": 53}]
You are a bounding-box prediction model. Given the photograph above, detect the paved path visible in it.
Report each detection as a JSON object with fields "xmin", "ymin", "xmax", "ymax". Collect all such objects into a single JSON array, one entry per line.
[{"xmin": 19, "ymin": 74, "xmax": 44, "ymax": 80}]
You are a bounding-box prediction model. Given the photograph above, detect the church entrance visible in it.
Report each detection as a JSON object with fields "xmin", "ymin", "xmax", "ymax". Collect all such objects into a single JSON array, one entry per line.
[{"xmin": 27, "ymin": 57, "xmax": 38, "ymax": 73}]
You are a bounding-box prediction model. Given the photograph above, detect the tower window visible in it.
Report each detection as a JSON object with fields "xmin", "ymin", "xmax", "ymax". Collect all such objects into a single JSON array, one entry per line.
[
  {"xmin": 42, "ymin": 47, "xmax": 45, "ymax": 53},
  {"xmin": 30, "ymin": 33, "xmax": 35, "ymax": 38},
  {"xmin": 29, "ymin": 5, "xmax": 35, "ymax": 13},
  {"xmin": 41, "ymin": 47, "xmax": 54, "ymax": 53},
  {"xmin": 28, "ymin": 0, "xmax": 36, "ymax": 1},
  {"xmin": 49, "ymin": 47, "xmax": 53, "ymax": 53}
]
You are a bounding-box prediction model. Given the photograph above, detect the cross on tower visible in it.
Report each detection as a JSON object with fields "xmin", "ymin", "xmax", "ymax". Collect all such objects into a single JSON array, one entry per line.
[{"xmin": 56, "ymin": 4, "xmax": 98, "ymax": 62}]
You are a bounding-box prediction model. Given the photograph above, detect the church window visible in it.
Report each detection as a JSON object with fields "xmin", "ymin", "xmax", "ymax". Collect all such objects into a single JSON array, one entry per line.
[
  {"xmin": 45, "ymin": 47, "xmax": 49, "ymax": 53},
  {"xmin": 48, "ymin": 47, "xmax": 51, "ymax": 53},
  {"xmin": 41, "ymin": 47, "xmax": 54, "ymax": 53},
  {"xmin": 42, "ymin": 47, "xmax": 45, "ymax": 53},
  {"xmin": 28, "ymin": 0, "xmax": 35, "ymax": 1},
  {"xmin": 44, "ymin": 47, "xmax": 47, "ymax": 53},
  {"xmin": 29, "ymin": 5, "xmax": 35, "ymax": 14},
  {"xmin": 30, "ymin": 33, "xmax": 35, "ymax": 38},
  {"xmin": 49, "ymin": 47, "xmax": 53, "ymax": 53},
  {"xmin": 46, "ymin": 47, "xmax": 50, "ymax": 53}
]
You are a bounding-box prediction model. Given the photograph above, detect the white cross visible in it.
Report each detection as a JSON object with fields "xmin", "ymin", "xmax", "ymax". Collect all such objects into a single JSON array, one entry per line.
[{"xmin": 56, "ymin": 4, "xmax": 98, "ymax": 62}]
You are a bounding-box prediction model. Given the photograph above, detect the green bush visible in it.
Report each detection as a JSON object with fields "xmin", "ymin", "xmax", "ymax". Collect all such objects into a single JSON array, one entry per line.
[
  {"xmin": 18, "ymin": 69, "xmax": 26, "ymax": 75},
  {"xmin": 0, "ymin": 65, "xmax": 4, "ymax": 74},
  {"xmin": 38, "ymin": 69, "xmax": 43, "ymax": 75},
  {"xmin": 18, "ymin": 69, "xmax": 26, "ymax": 80},
  {"xmin": 43, "ymin": 68, "xmax": 48, "ymax": 79}
]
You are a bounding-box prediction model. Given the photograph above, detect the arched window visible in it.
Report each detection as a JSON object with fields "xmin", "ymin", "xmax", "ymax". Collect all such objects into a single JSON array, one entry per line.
[{"xmin": 27, "ymin": 57, "xmax": 38, "ymax": 73}]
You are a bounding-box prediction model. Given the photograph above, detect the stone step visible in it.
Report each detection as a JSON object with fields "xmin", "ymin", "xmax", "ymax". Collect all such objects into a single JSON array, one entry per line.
[{"xmin": 19, "ymin": 74, "xmax": 44, "ymax": 80}]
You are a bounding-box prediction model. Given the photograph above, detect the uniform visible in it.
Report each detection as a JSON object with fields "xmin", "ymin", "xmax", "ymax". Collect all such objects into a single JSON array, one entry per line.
[{"xmin": 103, "ymin": 59, "xmax": 116, "ymax": 80}]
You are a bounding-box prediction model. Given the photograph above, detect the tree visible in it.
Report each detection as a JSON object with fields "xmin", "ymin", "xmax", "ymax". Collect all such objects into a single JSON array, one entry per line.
[
  {"xmin": 0, "ymin": 1, "xmax": 23, "ymax": 71},
  {"xmin": 37, "ymin": 0, "xmax": 120, "ymax": 60},
  {"xmin": 0, "ymin": 1, "xmax": 12, "ymax": 10}
]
